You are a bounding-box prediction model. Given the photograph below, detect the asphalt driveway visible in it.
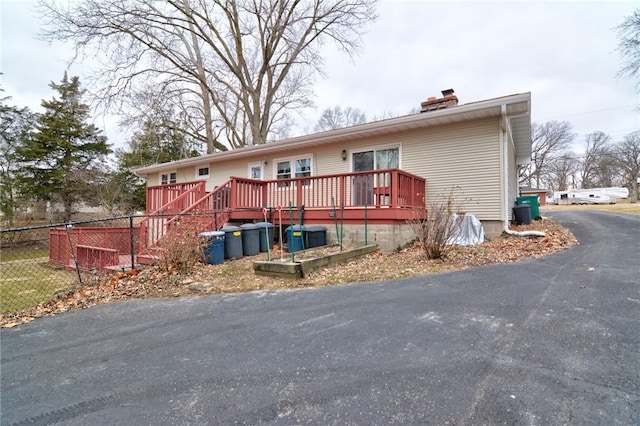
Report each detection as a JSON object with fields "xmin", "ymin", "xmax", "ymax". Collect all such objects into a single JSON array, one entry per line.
[{"xmin": 1, "ymin": 210, "xmax": 639, "ymax": 425}]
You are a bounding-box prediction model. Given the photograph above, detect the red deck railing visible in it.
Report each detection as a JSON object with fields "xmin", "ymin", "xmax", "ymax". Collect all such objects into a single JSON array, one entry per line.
[
  {"xmin": 48, "ymin": 169, "xmax": 426, "ymax": 271},
  {"xmin": 229, "ymin": 168, "xmax": 426, "ymax": 211},
  {"xmin": 49, "ymin": 226, "xmax": 139, "ymax": 269}
]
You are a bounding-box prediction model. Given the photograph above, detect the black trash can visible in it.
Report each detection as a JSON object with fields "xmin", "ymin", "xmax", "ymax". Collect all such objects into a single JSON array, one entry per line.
[
  {"xmin": 220, "ymin": 225, "xmax": 243, "ymax": 259},
  {"xmin": 305, "ymin": 225, "xmax": 327, "ymax": 248},
  {"xmin": 513, "ymin": 204, "xmax": 532, "ymax": 225},
  {"xmin": 200, "ymin": 231, "xmax": 225, "ymax": 265},
  {"xmin": 240, "ymin": 223, "xmax": 260, "ymax": 256},
  {"xmin": 255, "ymin": 222, "xmax": 275, "ymax": 252},
  {"xmin": 517, "ymin": 195, "xmax": 541, "ymax": 220},
  {"xmin": 286, "ymin": 225, "xmax": 306, "ymax": 252}
]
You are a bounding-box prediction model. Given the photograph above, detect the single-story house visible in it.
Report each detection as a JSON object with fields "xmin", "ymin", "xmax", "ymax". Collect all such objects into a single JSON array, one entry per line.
[{"xmin": 134, "ymin": 89, "xmax": 532, "ymax": 252}]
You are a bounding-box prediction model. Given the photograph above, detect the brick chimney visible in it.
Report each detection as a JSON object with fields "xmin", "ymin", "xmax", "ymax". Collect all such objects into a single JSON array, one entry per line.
[{"xmin": 420, "ymin": 88, "xmax": 459, "ymax": 112}]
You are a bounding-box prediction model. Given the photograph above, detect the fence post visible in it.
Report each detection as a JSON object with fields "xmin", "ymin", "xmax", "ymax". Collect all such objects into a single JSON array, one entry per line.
[{"xmin": 129, "ymin": 215, "xmax": 135, "ymax": 270}]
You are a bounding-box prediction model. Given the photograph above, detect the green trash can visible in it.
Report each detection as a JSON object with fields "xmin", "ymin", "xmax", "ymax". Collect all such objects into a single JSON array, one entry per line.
[
  {"xmin": 240, "ymin": 223, "xmax": 260, "ymax": 256},
  {"xmin": 220, "ymin": 225, "xmax": 243, "ymax": 260},
  {"xmin": 286, "ymin": 225, "xmax": 306, "ymax": 252},
  {"xmin": 255, "ymin": 222, "xmax": 275, "ymax": 252},
  {"xmin": 516, "ymin": 195, "xmax": 540, "ymax": 220},
  {"xmin": 200, "ymin": 231, "xmax": 225, "ymax": 265}
]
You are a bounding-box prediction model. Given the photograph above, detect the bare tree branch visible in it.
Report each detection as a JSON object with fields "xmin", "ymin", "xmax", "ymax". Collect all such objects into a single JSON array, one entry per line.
[{"xmin": 38, "ymin": 0, "xmax": 378, "ymax": 152}]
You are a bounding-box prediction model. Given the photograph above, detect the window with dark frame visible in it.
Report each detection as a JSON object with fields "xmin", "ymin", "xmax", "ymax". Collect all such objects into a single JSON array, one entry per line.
[{"xmin": 197, "ymin": 166, "xmax": 209, "ymax": 177}]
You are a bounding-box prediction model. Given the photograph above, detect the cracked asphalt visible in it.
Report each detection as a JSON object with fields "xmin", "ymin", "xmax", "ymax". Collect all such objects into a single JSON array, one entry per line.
[{"xmin": 1, "ymin": 210, "xmax": 639, "ymax": 425}]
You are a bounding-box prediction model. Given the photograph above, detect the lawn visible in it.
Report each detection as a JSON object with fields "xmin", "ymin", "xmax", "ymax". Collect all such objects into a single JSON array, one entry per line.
[
  {"xmin": 542, "ymin": 201, "xmax": 640, "ymax": 216},
  {"xmin": 1, "ymin": 248, "xmax": 79, "ymax": 314}
]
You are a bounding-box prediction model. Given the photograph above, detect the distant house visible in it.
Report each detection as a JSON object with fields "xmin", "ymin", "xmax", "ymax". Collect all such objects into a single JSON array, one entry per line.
[
  {"xmin": 134, "ymin": 90, "xmax": 532, "ymax": 252},
  {"xmin": 519, "ymin": 187, "xmax": 551, "ymax": 206}
]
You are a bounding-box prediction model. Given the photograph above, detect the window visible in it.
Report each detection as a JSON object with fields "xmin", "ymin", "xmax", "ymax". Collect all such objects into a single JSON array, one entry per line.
[
  {"xmin": 275, "ymin": 155, "xmax": 312, "ymax": 187},
  {"xmin": 276, "ymin": 160, "xmax": 292, "ymax": 187},
  {"xmin": 196, "ymin": 166, "xmax": 209, "ymax": 179},
  {"xmin": 161, "ymin": 172, "xmax": 177, "ymax": 185},
  {"xmin": 248, "ymin": 162, "xmax": 263, "ymax": 180}
]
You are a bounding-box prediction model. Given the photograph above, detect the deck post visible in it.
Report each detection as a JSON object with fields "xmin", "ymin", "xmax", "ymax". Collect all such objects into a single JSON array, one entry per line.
[
  {"xmin": 129, "ymin": 215, "xmax": 135, "ymax": 269},
  {"xmin": 391, "ymin": 169, "xmax": 399, "ymax": 208}
]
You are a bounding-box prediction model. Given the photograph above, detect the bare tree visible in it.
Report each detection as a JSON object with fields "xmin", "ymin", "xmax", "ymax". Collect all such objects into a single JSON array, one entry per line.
[
  {"xmin": 519, "ymin": 121, "xmax": 575, "ymax": 189},
  {"xmin": 617, "ymin": 9, "xmax": 640, "ymax": 88},
  {"xmin": 578, "ymin": 131, "xmax": 616, "ymax": 188},
  {"xmin": 314, "ymin": 105, "xmax": 367, "ymax": 131},
  {"xmin": 546, "ymin": 152, "xmax": 578, "ymax": 191},
  {"xmin": 615, "ymin": 131, "xmax": 640, "ymax": 202},
  {"xmin": 39, "ymin": 0, "xmax": 378, "ymax": 152}
]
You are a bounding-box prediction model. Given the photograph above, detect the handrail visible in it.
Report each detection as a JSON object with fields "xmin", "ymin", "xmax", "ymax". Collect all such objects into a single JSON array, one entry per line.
[
  {"xmin": 164, "ymin": 179, "xmax": 234, "ymax": 229},
  {"xmin": 145, "ymin": 181, "xmax": 206, "ymax": 216}
]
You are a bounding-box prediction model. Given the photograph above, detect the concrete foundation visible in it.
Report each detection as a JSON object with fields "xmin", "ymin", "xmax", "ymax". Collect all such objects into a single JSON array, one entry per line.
[{"xmin": 320, "ymin": 219, "xmax": 505, "ymax": 253}]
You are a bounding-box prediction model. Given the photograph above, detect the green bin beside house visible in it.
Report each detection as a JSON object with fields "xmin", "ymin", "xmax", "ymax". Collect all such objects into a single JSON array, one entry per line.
[{"xmin": 516, "ymin": 195, "xmax": 540, "ymax": 220}]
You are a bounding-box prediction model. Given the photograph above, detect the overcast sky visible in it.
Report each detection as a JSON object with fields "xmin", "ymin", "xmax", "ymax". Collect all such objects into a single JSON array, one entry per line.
[{"xmin": 1, "ymin": 0, "xmax": 639, "ymax": 153}]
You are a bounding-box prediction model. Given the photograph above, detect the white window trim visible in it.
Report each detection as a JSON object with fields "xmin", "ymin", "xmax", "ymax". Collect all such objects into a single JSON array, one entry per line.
[
  {"xmin": 350, "ymin": 144, "xmax": 402, "ymax": 172},
  {"xmin": 273, "ymin": 153, "xmax": 313, "ymax": 188},
  {"xmin": 161, "ymin": 171, "xmax": 178, "ymax": 185},
  {"xmin": 195, "ymin": 165, "xmax": 210, "ymax": 180},
  {"xmin": 247, "ymin": 161, "xmax": 264, "ymax": 180}
]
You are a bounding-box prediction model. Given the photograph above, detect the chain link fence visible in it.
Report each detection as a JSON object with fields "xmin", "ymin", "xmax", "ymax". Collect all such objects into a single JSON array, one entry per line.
[
  {"xmin": 1, "ymin": 212, "xmax": 228, "ymax": 316},
  {"xmin": 1, "ymin": 217, "xmax": 132, "ymax": 315}
]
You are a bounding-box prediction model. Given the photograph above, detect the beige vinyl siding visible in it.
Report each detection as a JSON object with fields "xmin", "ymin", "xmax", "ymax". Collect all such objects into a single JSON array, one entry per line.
[
  {"xmin": 401, "ymin": 118, "xmax": 503, "ymax": 220},
  {"xmin": 144, "ymin": 117, "xmax": 507, "ymax": 221}
]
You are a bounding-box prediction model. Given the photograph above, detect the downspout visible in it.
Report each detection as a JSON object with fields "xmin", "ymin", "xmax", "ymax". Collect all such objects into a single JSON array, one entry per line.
[{"xmin": 501, "ymin": 104, "xmax": 545, "ymax": 237}]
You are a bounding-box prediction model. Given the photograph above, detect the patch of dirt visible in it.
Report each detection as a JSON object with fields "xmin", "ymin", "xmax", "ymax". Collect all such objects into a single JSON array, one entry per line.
[{"xmin": 1, "ymin": 218, "xmax": 578, "ymax": 328}]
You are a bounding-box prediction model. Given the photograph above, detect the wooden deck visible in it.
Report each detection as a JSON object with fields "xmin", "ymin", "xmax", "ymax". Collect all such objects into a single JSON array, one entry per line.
[
  {"xmin": 146, "ymin": 168, "xmax": 427, "ymax": 225},
  {"xmin": 49, "ymin": 169, "xmax": 427, "ymax": 272}
]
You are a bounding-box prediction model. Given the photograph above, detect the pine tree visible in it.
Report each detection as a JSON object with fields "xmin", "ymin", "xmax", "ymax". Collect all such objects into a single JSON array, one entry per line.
[{"xmin": 15, "ymin": 73, "xmax": 111, "ymax": 222}]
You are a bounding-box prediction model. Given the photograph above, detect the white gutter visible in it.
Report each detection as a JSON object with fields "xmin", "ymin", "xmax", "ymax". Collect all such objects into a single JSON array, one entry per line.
[{"xmin": 501, "ymin": 104, "xmax": 545, "ymax": 238}]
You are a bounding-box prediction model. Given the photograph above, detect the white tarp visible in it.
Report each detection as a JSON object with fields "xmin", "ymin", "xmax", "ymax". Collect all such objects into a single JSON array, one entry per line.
[{"xmin": 448, "ymin": 213, "xmax": 485, "ymax": 246}]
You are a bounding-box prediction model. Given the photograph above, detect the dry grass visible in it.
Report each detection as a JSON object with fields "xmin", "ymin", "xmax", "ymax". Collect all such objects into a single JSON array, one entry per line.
[
  {"xmin": 1, "ymin": 218, "xmax": 579, "ymax": 328},
  {"xmin": 543, "ymin": 200, "xmax": 640, "ymax": 215}
]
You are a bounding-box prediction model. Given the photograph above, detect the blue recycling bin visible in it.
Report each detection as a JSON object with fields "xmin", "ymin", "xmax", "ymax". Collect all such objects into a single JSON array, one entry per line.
[
  {"xmin": 220, "ymin": 225, "xmax": 243, "ymax": 259},
  {"xmin": 255, "ymin": 222, "xmax": 275, "ymax": 252},
  {"xmin": 200, "ymin": 231, "xmax": 225, "ymax": 265},
  {"xmin": 286, "ymin": 225, "xmax": 307, "ymax": 252}
]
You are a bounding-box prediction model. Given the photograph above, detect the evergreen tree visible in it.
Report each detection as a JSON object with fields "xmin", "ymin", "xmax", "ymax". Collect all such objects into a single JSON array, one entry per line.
[
  {"xmin": 104, "ymin": 113, "xmax": 201, "ymax": 213},
  {"xmin": 15, "ymin": 73, "xmax": 111, "ymax": 222}
]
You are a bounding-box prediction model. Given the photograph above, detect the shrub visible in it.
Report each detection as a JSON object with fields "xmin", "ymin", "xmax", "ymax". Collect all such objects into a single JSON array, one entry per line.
[
  {"xmin": 409, "ymin": 187, "xmax": 466, "ymax": 260},
  {"xmin": 155, "ymin": 216, "xmax": 209, "ymax": 274}
]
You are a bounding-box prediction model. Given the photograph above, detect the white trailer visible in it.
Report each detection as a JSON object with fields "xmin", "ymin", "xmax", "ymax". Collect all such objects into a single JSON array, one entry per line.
[{"xmin": 551, "ymin": 187, "xmax": 628, "ymax": 205}]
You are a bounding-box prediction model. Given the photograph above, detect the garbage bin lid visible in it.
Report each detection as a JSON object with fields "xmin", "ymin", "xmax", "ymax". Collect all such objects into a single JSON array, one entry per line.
[
  {"xmin": 255, "ymin": 222, "xmax": 274, "ymax": 228},
  {"xmin": 305, "ymin": 225, "xmax": 326, "ymax": 231},
  {"xmin": 286, "ymin": 225, "xmax": 306, "ymax": 231},
  {"xmin": 240, "ymin": 223, "xmax": 259, "ymax": 230},
  {"xmin": 220, "ymin": 225, "xmax": 241, "ymax": 232},
  {"xmin": 200, "ymin": 231, "xmax": 225, "ymax": 237}
]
